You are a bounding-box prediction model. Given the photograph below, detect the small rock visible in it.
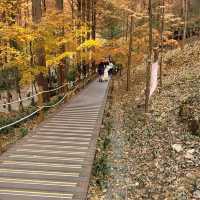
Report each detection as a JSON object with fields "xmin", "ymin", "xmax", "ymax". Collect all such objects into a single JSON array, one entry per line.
[
  {"xmin": 185, "ymin": 149, "xmax": 195, "ymax": 160},
  {"xmin": 187, "ymin": 149, "xmax": 195, "ymax": 154},
  {"xmin": 102, "ymin": 189, "xmax": 107, "ymax": 193},
  {"xmin": 177, "ymin": 193, "xmax": 188, "ymax": 200},
  {"xmin": 134, "ymin": 182, "xmax": 139, "ymax": 186},
  {"xmin": 196, "ymin": 179, "xmax": 200, "ymax": 190},
  {"xmin": 184, "ymin": 152, "xmax": 194, "ymax": 160},
  {"xmin": 172, "ymin": 144, "xmax": 183, "ymax": 152},
  {"xmin": 193, "ymin": 190, "xmax": 200, "ymax": 199},
  {"xmin": 176, "ymin": 187, "xmax": 188, "ymax": 200}
]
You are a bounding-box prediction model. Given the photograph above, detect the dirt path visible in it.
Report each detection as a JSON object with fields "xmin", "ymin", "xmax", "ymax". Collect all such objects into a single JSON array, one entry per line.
[
  {"xmin": 103, "ymin": 66, "xmax": 146, "ymax": 199},
  {"xmin": 105, "ymin": 79, "xmax": 129, "ymax": 200}
]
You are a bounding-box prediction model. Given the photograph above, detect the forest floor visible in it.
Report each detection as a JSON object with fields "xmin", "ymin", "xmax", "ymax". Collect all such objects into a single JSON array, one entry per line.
[{"xmin": 88, "ymin": 40, "xmax": 200, "ymax": 200}]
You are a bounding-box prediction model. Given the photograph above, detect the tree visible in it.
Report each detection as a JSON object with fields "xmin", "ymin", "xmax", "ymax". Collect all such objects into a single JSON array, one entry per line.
[
  {"xmin": 55, "ymin": 0, "xmax": 67, "ymax": 91},
  {"xmin": 127, "ymin": 15, "xmax": 134, "ymax": 91},
  {"xmin": 183, "ymin": 0, "xmax": 188, "ymax": 44},
  {"xmin": 145, "ymin": 0, "xmax": 153, "ymax": 112},
  {"xmin": 159, "ymin": 0, "xmax": 165, "ymax": 88},
  {"xmin": 32, "ymin": 0, "xmax": 42, "ymax": 23}
]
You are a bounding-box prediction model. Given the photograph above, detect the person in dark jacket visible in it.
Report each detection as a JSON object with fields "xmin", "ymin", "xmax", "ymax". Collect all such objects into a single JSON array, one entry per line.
[{"xmin": 98, "ymin": 61, "xmax": 105, "ymax": 82}]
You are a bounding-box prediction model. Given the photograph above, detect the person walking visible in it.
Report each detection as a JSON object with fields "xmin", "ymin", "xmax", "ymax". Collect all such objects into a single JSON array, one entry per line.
[
  {"xmin": 98, "ymin": 61, "xmax": 105, "ymax": 82},
  {"xmin": 108, "ymin": 62, "xmax": 114, "ymax": 77},
  {"xmin": 103, "ymin": 64, "xmax": 109, "ymax": 81}
]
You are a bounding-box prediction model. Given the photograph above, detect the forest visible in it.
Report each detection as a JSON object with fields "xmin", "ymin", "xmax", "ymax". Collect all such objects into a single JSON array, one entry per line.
[
  {"xmin": 0, "ymin": 0, "xmax": 200, "ymax": 200},
  {"xmin": 0, "ymin": 0, "xmax": 199, "ymax": 113}
]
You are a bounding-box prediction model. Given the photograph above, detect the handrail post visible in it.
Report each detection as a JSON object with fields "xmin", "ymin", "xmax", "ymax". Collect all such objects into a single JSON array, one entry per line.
[
  {"xmin": 64, "ymin": 82, "xmax": 68, "ymax": 103},
  {"xmin": 38, "ymin": 87, "xmax": 44, "ymax": 122}
]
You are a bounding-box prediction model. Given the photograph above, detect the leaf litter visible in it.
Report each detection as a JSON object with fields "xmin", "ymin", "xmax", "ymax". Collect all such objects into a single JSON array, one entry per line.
[{"xmin": 88, "ymin": 40, "xmax": 200, "ymax": 200}]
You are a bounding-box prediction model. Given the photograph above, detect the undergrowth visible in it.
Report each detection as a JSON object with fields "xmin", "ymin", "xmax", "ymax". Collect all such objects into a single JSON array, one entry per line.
[{"xmin": 92, "ymin": 115, "xmax": 112, "ymax": 191}]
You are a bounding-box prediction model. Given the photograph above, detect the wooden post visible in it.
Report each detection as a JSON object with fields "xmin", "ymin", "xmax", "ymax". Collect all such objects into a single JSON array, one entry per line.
[
  {"xmin": 160, "ymin": 0, "xmax": 165, "ymax": 88},
  {"xmin": 38, "ymin": 87, "xmax": 44, "ymax": 122},
  {"xmin": 64, "ymin": 82, "xmax": 68, "ymax": 103},
  {"xmin": 127, "ymin": 15, "xmax": 134, "ymax": 91},
  {"xmin": 145, "ymin": 0, "xmax": 153, "ymax": 112}
]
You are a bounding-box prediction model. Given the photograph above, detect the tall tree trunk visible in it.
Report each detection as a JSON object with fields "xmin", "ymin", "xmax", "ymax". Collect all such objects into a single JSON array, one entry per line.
[
  {"xmin": 125, "ymin": 14, "xmax": 129, "ymax": 41},
  {"xmin": 15, "ymin": 69, "xmax": 24, "ymax": 112},
  {"xmin": 56, "ymin": 0, "xmax": 63, "ymax": 10},
  {"xmin": 56, "ymin": 0, "xmax": 67, "ymax": 93},
  {"xmin": 183, "ymin": 0, "xmax": 188, "ymax": 45},
  {"xmin": 31, "ymin": 1, "xmax": 47, "ymax": 72},
  {"xmin": 17, "ymin": 83, "xmax": 24, "ymax": 112},
  {"xmin": 71, "ymin": 0, "xmax": 74, "ymax": 19},
  {"xmin": 145, "ymin": 0, "xmax": 153, "ymax": 112},
  {"xmin": 32, "ymin": 0, "xmax": 49, "ymax": 105},
  {"xmin": 91, "ymin": 0, "xmax": 96, "ymax": 40},
  {"xmin": 87, "ymin": 0, "xmax": 92, "ymax": 75},
  {"xmin": 32, "ymin": 0, "xmax": 42, "ymax": 23},
  {"xmin": 86, "ymin": 0, "xmax": 91, "ymax": 40},
  {"xmin": 91, "ymin": 0, "xmax": 97, "ymax": 73},
  {"xmin": 42, "ymin": 0, "xmax": 47, "ymax": 12},
  {"xmin": 127, "ymin": 16, "xmax": 134, "ymax": 91},
  {"xmin": 6, "ymin": 90, "xmax": 12, "ymax": 112},
  {"xmin": 159, "ymin": 0, "xmax": 165, "ymax": 88}
]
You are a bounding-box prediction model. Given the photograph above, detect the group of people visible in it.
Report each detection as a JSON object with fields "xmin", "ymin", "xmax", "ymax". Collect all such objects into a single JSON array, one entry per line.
[{"xmin": 98, "ymin": 58, "xmax": 114, "ymax": 82}]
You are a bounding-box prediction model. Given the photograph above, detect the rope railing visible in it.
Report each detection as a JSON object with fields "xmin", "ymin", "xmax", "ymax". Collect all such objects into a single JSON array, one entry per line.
[
  {"xmin": 0, "ymin": 75, "xmax": 95, "ymax": 132},
  {"xmin": 0, "ymin": 80, "xmax": 78, "ymax": 107},
  {"xmin": 0, "ymin": 86, "xmax": 79, "ymax": 132},
  {"xmin": 0, "ymin": 108, "xmax": 42, "ymax": 132}
]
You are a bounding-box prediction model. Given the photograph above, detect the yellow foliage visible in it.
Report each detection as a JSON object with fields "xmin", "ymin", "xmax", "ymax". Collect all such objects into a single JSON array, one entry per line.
[
  {"xmin": 77, "ymin": 39, "xmax": 103, "ymax": 51},
  {"xmin": 47, "ymin": 51, "xmax": 75, "ymax": 66}
]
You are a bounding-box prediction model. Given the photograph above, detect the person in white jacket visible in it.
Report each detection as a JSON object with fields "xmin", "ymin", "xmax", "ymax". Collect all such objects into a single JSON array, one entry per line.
[
  {"xmin": 103, "ymin": 62, "xmax": 113, "ymax": 81},
  {"xmin": 103, "ymin": 65, "xmax": 109, "ymax": 81},
  {"xmin": 108, "ymin": 62, "xmax": 114, "ymax": 77}
]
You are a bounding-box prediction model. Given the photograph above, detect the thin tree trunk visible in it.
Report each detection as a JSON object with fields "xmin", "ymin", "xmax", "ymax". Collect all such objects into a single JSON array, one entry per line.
[
  {"xmin": 17, "ymin": 85, "xmax": 24, "ymax": 112},
  {"xmin": 42, "ymin": 0, "xmax": 47, "ymax": 12},
  {"xmin": 159, "ymin": 0, "xmax": 165, "ymax": 88},
  {"xmin": 56, "ymin": 0, "xmax": 66, "ymax": 91},
  {"xmin": 32, "ymin": 0, "xmax": 42, "ymax": 23},
  {"xmin": 31, "ymin": 82, "xmax": 35, "ymax": 106},
  {"xmin": 6, "ymin": 90, "xmax": 12, "ymax": 112},
  {"xmin": 123, "ymin": 11, "xmax": 126, "ymax": 40},
  {"xmin": 125, "ymin": 14, "xmax": 129, "ymax": 41},
  {"xmin": 183, "ymin": 0, "xmax": 188, "ymax": 45},
  {"xmin": 15, "ymin": 69, "xmax": 24, "ymax": 112},
  {"xmin": 127, "ymin": 16, "xmax": 134, "ymax": 91},
  {"xmin": 31, "ymin": 0, "xmax": 44, "ymax": 121},
  {"xmin": 71, "ymin": 0, "xmax": 74, "ymax": 19},
  {"xmin": 91, "ymin": 0, "xmax": 96, "ymax": 73},
  {"xmin": 145, "ymin": 0, "xmax": 153, "ymax": 112},
  {"xmin": 56, "ymin": 0, "xmax": 64, "ymax": 10},
  {"xmin": 91, "ymin": 0, "xmax": 96, "ymax": 40},
  {"xmin": 87, "ymin": 0, "xmax": 92, "ymax": 75}
]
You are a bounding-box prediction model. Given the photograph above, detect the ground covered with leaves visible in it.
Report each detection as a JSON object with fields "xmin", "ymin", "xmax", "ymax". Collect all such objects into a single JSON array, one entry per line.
[{"xmin": 88, "ymin": 41, "xmax": 200, "ymax": 200}]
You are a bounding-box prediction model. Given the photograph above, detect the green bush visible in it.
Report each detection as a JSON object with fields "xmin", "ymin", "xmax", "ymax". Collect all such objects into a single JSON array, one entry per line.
[
  {"xmin": 92, "ymin": 118, "xmax": 112, "ymax": 190},
  {"xmin": 43, "ymin": 95, "xmax": 63, "ymax": 112},
  {"xmin": 19, "ymin": 127, "xmax": 28, "ymax": 137},
  {"xmin": 67, "ymin": 70, "xmax": 77, "ymax": 82},
  {"xmin": 93, "ymin": 153, "xmax": 110, "ymax": 190},
  {"xmin": 0, "ymin": 105, "xmax": 37, "ymax": 135}
]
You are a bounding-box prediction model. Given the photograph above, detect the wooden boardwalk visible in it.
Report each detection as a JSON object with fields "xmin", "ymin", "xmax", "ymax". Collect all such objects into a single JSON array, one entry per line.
[{"xmin": 0, "ymin": 80, "xmax": 109, "ymax": 200}]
